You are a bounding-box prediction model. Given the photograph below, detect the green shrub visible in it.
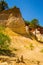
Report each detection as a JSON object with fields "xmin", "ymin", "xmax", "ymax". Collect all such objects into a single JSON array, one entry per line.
[
  {"xmin": 0, "ymin": 49, "xmax": 15, "ymax": 57},
  {"xmin": 30, "ymin": 43, "xmax": 34, "ymax": 50},
  {"xmin": 0, "ymin": 25, "xmax": 5, "ymax": 32},
  {"xmin": 0, "ymin": 33, "xmax": 11, "ymax": 50}
]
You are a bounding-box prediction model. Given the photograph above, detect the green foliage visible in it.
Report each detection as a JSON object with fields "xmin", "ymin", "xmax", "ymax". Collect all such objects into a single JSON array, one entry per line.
[
  {"xmin": 0, "ymin": 33, "xmax": 11, "ymax": 50},
  {"xmin": 0, "ymin": 25, "xmax": 5, "ymax": 32},
  {"xmin": 30, "ymin": 43, "xmax": 34, "ymax": 50},
  {"xmin": 25, "ymin": 20, "xmax": 30, "ymax": 26},
  {"xmin": 30, "ymin": 19, "xmax": 39, "ymax": 29},
  {"xmin": 28, "ymin": 19, "xmax": 39, "ymax": 39},
  {"xmin": 0, "ymin": 0, "xmax": 9, "ymax": 12},
  {"xmin": 0, "ymin": 49, "xmax": 15, "ymax": 56}
]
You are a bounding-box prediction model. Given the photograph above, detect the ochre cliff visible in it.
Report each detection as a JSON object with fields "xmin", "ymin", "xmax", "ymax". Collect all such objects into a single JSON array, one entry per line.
[{"xmin": 0, "ymin": 7, "xmax": 26, "ymax": 35}]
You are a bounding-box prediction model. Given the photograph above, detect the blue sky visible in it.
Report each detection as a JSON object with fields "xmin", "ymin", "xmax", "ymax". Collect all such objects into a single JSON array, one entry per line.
[{"xmin": 6, "ymin": 0, "xmax": 43, "ymax": 26}]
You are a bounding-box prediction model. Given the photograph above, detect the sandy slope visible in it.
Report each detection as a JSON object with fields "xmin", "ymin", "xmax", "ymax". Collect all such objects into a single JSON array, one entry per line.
[{"xmin": 1, "ymin": 27, "xmax": 43, "ymax": 65}]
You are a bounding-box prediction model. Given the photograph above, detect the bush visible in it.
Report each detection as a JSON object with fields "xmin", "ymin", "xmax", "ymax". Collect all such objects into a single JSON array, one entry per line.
[
  {"xmin": 0, "ymin": 25, "xmax": 5, "ymax": 32},
  {"xmin": 0, "ymin": 49, "xmax": 15, "ymax": 57},
  {"xmin": 0, "ymin": 33, "xmax": 11, "ymax": 50},
  {"xmin": 30, "ymin": 43, "xmax": 34, "ymax": 50}
]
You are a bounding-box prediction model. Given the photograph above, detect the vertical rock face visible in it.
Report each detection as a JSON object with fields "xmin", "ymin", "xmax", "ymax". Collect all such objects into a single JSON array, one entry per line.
[
  {"xmin": 8, "ymin": 14, "xmax": 26, "ymax": 35},
  {"xmin": 0, "ymin": 7, "xmax": 27, "ymax": 35}
]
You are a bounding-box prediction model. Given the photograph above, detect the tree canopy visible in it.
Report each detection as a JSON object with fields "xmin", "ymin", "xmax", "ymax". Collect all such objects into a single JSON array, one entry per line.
[
  {"xmin": 29, "ymin": 19, "xmax": 39, "ymax": 29},
  {"xmin": 24, "ymin": 20, "xmax": 30, "ymax": 26},
  {"xmin": 0, "ymin": 0, "xmax": 9, "ymax": 12}
]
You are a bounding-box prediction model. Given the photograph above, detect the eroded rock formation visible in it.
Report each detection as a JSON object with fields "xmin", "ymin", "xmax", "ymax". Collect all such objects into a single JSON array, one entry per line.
[{"xmin": 0, "ymin": 7, "xmax": 26, "ymax": 35}]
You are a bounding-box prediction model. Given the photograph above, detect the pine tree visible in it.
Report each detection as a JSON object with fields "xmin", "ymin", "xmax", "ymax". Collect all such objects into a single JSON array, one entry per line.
[{"xmin": 0, "ymin": 0, "xmax": 9, "ymax": 12}]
